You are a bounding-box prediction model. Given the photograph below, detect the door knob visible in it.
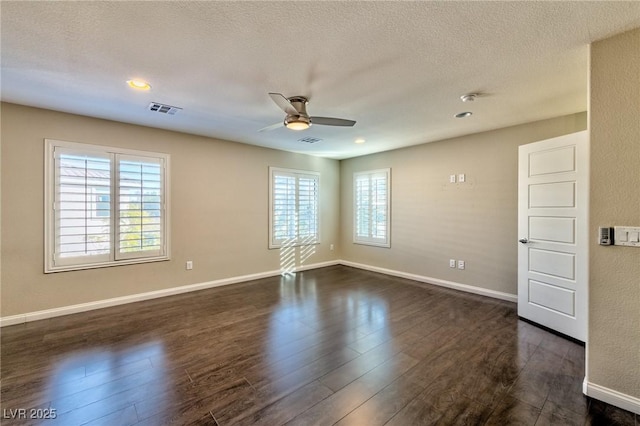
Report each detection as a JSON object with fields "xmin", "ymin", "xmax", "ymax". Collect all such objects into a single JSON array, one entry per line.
[{"xmin": 519, "ymin": 238, "xmax": 529, "ymax": 244}]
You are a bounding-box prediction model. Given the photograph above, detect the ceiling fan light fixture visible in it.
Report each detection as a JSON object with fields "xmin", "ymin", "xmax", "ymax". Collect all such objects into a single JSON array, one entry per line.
[
  {"xmin": 286, "ymin": 121, "xmax": 310, "ymax": 131},
  {"xmin": 284, "ymin": 115, "xmax": 311, "ymax": 131}
]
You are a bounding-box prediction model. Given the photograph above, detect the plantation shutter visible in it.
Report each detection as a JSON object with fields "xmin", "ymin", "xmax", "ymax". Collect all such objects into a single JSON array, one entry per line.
[
  {"xmin": 354, "ymin": 169, "xmax": 390, "ymax": 247},
  {"xmin": 270, "ymin": 168, "xmax": 320, "ymax": 248},
  {"xmin": 116, "ymin": 155, "xmax": 165, "ymax": 259},
  {"xmin": 53, "ymin": 147, "xmax": 113, "ymax": 267},
  {"xmin": 46, "ymin": 139, "xmax": 170, "ymax": 273},
  {"xmin": 355, "ymin": 174, "xmax": 371, "ymax": 239},
  {"xmin": 297, "ymin": 175, "xmax": 319, "ymax": 244}
]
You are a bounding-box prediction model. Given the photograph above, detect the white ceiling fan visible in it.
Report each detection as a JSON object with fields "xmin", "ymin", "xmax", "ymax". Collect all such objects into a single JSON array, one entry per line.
[{"xmin": 259, "ymin": 93, "xmax": 356, "ymax": 132}]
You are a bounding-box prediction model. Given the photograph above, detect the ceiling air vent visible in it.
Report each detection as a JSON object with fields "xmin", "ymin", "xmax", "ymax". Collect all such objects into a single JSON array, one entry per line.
[
  {"xmin": 148, "ymin": 102, "xmax": 182, "ymax": 115},
  {"xmin": 298, "ymin": 137, "xmax": 323, "ymax": 144}
]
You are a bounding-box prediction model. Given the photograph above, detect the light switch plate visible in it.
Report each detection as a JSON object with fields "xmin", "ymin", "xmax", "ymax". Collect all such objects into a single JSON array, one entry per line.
[
  {"xmin": 458, "ymin": 174, "xmax": 466, "ymax": 183},
  {"xmin": 614, "ymin": 226, "xmax": 640, "ymax": 247}
]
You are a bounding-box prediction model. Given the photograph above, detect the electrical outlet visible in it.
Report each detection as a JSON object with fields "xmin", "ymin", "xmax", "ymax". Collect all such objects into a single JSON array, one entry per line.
[
  {"xmin": 449, "ymin": 259, "xmax": 456, "ymax": 268},
  {"xmin": 186, "ymin": 261, "xmax": 193, "ymax": 270},
  {"xmin": 458, "ymin": 173, "xmax": 466, "ymax": 183},
  {"xmin": 457, "ymin": 260, "xmax": 465, "ymax": 270}
]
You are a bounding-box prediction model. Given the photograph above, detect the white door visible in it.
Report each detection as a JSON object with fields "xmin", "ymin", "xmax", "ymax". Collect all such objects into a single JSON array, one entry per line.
[{"xmin": 518, "ymin": 131, "xmax": 588, "ymax": 342}]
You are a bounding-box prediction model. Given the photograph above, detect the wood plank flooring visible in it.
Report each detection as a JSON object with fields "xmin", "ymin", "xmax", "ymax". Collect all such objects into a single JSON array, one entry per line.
[{"xmin": 1, "ymin": 265, "xmax": 637, "ymax": 425}]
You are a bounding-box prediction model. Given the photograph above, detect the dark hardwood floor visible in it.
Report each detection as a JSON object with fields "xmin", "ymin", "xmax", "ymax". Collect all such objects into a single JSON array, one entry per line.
[{"xmin": 1, "ymin": 265, "xmax": 637, "ymax": 425}]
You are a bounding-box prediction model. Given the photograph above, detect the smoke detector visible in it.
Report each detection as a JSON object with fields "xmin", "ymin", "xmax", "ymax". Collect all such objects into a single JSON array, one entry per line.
[{"xmin": 460, "ymin": 93, "xmax": 478, "ymax": 102}]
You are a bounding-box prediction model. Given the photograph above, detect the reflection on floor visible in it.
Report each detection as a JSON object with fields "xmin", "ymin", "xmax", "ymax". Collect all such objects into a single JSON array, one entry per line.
[{"xmin": 1, "ymin": 266, "xmax": 637, "ymax": 425}]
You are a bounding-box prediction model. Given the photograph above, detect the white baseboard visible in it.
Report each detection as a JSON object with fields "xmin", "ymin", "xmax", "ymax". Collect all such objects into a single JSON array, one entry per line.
[
  {"xmin": 339, "ymin": 260, "xmax": 518, "ymax": 303},
  {"xmin": 584, "ymin": 379, "xmax": 640, "ymax": 415},
  {"xmin": 0, "ymin": 260, "xmax": 340, "ymax": 328}
]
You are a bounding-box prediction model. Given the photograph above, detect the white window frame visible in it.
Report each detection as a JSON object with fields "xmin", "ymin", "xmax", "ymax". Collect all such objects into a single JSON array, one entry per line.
[
  {"xmin": 353, "ymin": 168, "xmax": 391, "ymax": 247},
  {"xmin": 269, "ymin": 167, "xmax": 320, "ymax": 249},
  {"xmin": 44, "ymin": 139, "xmax": 171, "ymax": 273}
]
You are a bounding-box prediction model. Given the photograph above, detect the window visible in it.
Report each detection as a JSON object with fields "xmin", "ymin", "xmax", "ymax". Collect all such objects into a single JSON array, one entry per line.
[
  {"xmin": 269, "ymin": 167, "xmax": 320, "ymax": 249},
  {"xmin": 354, "ymin": 168, "xmax": 391, "ymax": 247},
  {"xmin": 45, "ymin": 139, "xmax": 170, "ymax": 272}
]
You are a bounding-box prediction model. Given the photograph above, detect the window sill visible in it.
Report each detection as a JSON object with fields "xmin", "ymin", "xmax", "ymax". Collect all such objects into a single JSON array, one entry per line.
[
  {"xmin": 45, "ymin": 256, "xmax": 170, "ymax": 274},
  {"xmin": 353, "ymin": 241, "xmax": 391, "ymax": 248},
  {"xmin": 269, "ymin": 241, "xmax": 321, "ymax": 250}
]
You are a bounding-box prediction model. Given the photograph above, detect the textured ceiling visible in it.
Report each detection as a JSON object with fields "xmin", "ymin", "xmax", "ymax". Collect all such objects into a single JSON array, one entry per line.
[{"xmin": 2, "ymin": 1, "xmax": 640, "ymax": 159}]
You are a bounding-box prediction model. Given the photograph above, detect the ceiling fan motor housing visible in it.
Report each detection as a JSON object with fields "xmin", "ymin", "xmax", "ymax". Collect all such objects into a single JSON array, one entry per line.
[
  {"xmin": 284, "ymin": 96, "xmax": 311, "ymax": 128},
  {"xmin": 288, "ymin": 97, "xmax": 310, "ymax": 116}
]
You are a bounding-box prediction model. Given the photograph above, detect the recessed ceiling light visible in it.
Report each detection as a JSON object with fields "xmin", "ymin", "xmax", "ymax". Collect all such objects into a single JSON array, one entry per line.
[
  {"xmin": 355, "ymin": 138, "xmax": 366, "ymax": 144},
  {"xmin": 127, "ymin": 79, "xmax": 151, "ymax": 90},
  {"xmin": 455, "ymin": 112, "xmax": 473, "ymax": 118}
]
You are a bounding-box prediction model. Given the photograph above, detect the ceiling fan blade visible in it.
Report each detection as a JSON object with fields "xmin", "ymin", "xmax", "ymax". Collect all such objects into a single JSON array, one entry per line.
[
  {"xmin": 268, "ymin": 93, "xmax": 299, "ymax": 116},
  {"xmin": 258, "ymin": 122, "xmax": 284, "ymax": 132},
  {"xmin": 311, "ymin": 117, "xmax": 356, "ymax": 127}
]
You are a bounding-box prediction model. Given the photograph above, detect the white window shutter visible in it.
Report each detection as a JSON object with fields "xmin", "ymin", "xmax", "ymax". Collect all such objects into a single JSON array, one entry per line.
[
  {"xmin": 53, "ymin": 147, "xmax": 112, "ymax": 267},
  {"xmin": 354, "ymin": 169, "xmax": 391, "ymax": 247},
  {"xmin": 45, "ymin": 139, "xmax": 170, "ymax": 273},
  {"xmin": 269, "ymin": 167, "xmax": 320, "ymax": 248},
  {"xmin": 116, "ymin": 155, "xmax": 165, "ymax": 260}
]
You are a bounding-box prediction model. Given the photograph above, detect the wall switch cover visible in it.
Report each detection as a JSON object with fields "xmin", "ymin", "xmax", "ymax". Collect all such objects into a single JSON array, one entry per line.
[{"xmin": 614, "ymin": 226, "xmax": 640, "ymax": 247}]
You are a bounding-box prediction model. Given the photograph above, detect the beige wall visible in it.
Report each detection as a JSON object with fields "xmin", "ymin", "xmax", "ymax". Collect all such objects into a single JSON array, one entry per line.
[
  {"xmin": 2, "ymin": 103, "xmax": 586, "ymax": 318},
  {"xmin": 589, "ymin": 28, "xmax": 640, "ymax": 399},
  {"xmin": 340, "ymin": 113, "xmax": 587, "ymax": 296},
  {"xmin": 1, "ymin": 103, "xmax": 341, "ymax": 317}
]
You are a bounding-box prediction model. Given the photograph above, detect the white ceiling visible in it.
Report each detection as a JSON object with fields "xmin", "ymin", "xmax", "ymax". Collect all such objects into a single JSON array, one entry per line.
[{"xmin": 2, "ymin": 2, "xmax": 640, "ymax": 159}]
